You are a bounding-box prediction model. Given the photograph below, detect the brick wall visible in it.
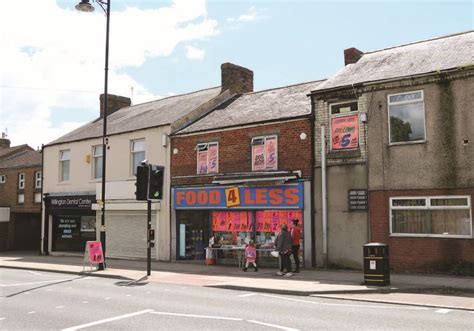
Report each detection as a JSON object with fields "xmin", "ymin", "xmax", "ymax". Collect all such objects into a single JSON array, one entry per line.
[
  {"xmin": 370, "ymin": 188, "xmax": 474, "ymax": 272},
  {"xmin": 0, "ymin": 166, "xmax": 42, "ymax": 213},
  {"xmin": 171, "ymin": 119, "xmax": 313, "ymax": 186}
]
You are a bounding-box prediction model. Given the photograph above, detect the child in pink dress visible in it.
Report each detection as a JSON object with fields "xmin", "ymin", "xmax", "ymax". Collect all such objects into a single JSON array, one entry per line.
[{"xmin": 243, "ymin": 240, "xmax": 258, "ymax": 272}]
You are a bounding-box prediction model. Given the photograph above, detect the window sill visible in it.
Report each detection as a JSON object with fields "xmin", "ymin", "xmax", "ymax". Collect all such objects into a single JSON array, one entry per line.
[
  {"xmin": 390, "ymin": 233, "xmax": 472, "ymax": 239},
  {"xmin": 328, "ymin": 149, "xmax": 361, "ymax": 159},
  {"xmin": 57, "ymin": 181, "xmax": 71, "ymax": 185},
  {"xmin": 389, "ymin": 140, "xmax": 426, "ymax": 147}
]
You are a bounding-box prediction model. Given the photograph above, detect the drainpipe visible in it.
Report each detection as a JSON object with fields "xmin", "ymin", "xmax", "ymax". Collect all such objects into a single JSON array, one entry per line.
[
  {"xmin": 321, "ymin": 125, "xmax": 328, "ymax": 267},
  {"xmin": 309, "ymin": 112, "xmax": 316, "ymax": 268}
]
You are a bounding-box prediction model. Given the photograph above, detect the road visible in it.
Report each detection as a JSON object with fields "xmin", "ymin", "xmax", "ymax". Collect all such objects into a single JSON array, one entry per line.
[{"xmin": 1, "ymin": 268, "xmax": 472, "ymax": 330}]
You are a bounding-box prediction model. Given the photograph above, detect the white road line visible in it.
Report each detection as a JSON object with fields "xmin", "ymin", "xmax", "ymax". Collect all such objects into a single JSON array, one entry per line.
[
  {"xmin": 150, "ymin": 311, "xmax": 242, "ymax": 321},
  {"xmin": 104, "ymin": 297, "xmax": 110, "ymax": 300},
  {"xmin": 27, "ymin": 311, "xmax": 36, "ymax": 314},
  {"xmin": 81, "ymin": 301, "xmax": 89, "ymax": 304},
  {"xmin": 435, "ymin": 309, "xmax": 451, "ymax": 314},
  {"xmin": 0, "ymin": 317, "xmax": 5, "ymax": 320},
  {"xmin": 238, "ymin": 293, "xmax": 258, "ymax": 298},
  {"xmin": 0, "ymin": 279, "xmax": 69, "ymax": 287},
  {"xmin": 24, "ymin": 292, "xmax": 31, "ymax": 295},
  {"xmin": 126, "ymin": 294, "xmax": 132, "ymax": 297},
  {"xmin": 146, "ymin": 292, "xmax": 151, "ymax": 294},
  {"xmin": 56, "ymin": 306, "xmax": 65, "ymax": 309},
  {"xmin": 247, "ymin": 319, "xmax": 298, "ymax": 331},
  {"xmin": 62, "ymin": 309, "xmax": 154, "ymax": 331},
  {"xmin": 46, "ymin": 289, "xmax": 53, "ymax": 292},
  {"xmin": 28, "ymin": 271, "xmax": 43, "ymax": 276},
  {"xmin": 262, "ymin": 294, "xmax": 429, "ymax": 310}
]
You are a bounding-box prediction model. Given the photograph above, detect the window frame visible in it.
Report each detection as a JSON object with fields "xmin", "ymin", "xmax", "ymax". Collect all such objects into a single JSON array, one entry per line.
[
  {"xmin": 130, "ymin": 139, "xmax": 145, "ymax": 176},
  {"xmin": 251, "ymin": 134, "xmax": 278, "ymax": 171},
  {"xmin": 18, "ymin": 173, "xmax": 25, "ymax": 190},
  {"xmin": 35, "ymin": 171, "xmax": 42, "ymax": 189},
  {"xmin": 389, "ymin": 195, "xmax": 472, "ymax": 238},
  {"xmin": 387, "ymin": 90, "xmax": 426, "ymax": 145},
  {"xmin": 59, "ymin": 149, "xmax": 70, "ymax": 182},
  {"xmin": 34, "ymin": 192, "xmax": 42, "ymax": 204},
  {"xmin": 92, "ymin": 145, "xmax": 103, "ymax": 180},
  {"xmin": 0, "ymin": 174, "xmax": 5, "ymax": 184},
  {"xmin": 329, "ymin": 100, "xmax": 360, "ymax": 151},
  {"xmin": 18, "ymin": 193, "xmax": 25, "ymax": 204},
  {"xmin": 196, "ymin": 141, "xmax": 219, "ymax": 175}
]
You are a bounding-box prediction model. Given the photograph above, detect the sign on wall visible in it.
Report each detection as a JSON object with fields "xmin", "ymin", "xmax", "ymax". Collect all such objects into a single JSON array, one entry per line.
[
  {"xmin": 331, "ymin": 114, "xmax": 359, "ymax": 150},
  {"xmin": 348, "ymin": 189, "xmax": 368, "ymax": 211},
  {"xmin": 174, "ymin": 183, "xmax": 304, "ymax": 209},
  {"xmin": 48, "ymin": 195, "xmax": 95, "ymax": 209}
]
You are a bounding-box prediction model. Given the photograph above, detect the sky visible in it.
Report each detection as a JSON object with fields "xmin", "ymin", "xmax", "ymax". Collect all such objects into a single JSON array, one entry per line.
[{"xmin": 0, "ymin": 0, "xmax": 472, "ymax": 148}]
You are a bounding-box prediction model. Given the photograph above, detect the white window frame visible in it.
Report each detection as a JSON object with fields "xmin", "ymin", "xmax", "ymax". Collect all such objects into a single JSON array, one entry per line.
[
  {"xmin": 251, "ymin": 135, "xmax": 278, "ymax": 171},
  {"xmin": 196, "ymin": 142, "xmax": 219, "ymax": 175},
  {"xmin": 92, "ymin": 145, "xmax": 103, "ymax": 179},
  {"xmin": 389, "ymin": 195, "xmax": 472, "ymax": 238},
  {"xmin": 131, "ymin": 139, "xmax": 145, "ymax": 175},
  {"xmin": 35, "ymin": 171, "xmax": 42, "ymax": 189},
  {"xmin": 34, "ymin": 192, "xmax": 42, "ymax": 204},
  {"xmin": 59, "ymin": 149, "xmax": 70, "ymax": 182},
  {"xmin": 387, "ymin": 90, "xmax": 426, "ymax": 145},
  {"xmin": 329, "ymin": 100, "xmax": 360, "ymax": 151},
  {"xmin": 18, "ymin": 193, "xmax": 25, "ymax": 204},
  {"xmin": 18, "ymin": 173, "xmax": 25, "ymax": 189},
  {"xmin": 0, "ymin": 174, "xmax": 5, "ymax": 183}
]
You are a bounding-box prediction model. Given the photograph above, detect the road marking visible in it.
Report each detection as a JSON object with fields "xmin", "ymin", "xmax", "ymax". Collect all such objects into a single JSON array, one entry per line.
[
  {"xmin": 0, "ymin": 317, "xmax": 5, "ymax": 320},
  {"xmin": 0, "ymin": 279, "xmax": 69, "ymax": 287},
  {"xmin": 81, "ymin": 301, "xmax": 89, "ymax": 304},
  {"xmin": 150, "ymin": 311, "xmax": 242, "ymax": 321},
  {"xmin": 104, "ymin": 297, "xmax": 111, "ymax": 300},
  {"xmin": 24, "ymin": 292, "xmax": 31, "ymax": 295},
  {"xmin": 238, "ymin": 293, "xmax": 258, "ymax": 298},
  {"xmin": 56, "ymin": 306, "xmax": 64, "ymax": 309},
  {"xmin": 126, "ymin": 294, "xmax": 132, "ymax": 297},
  {"xmin": 28, "ymin": 271, "xmax": 43, "ymax": 276},
  {"xmin": 247, "ymin": 319, "xmax": 298, "ymax": 331},
  {"xmin": 46, "ymin": 289, "xmax": 53, "ymax": 292},
  {"xmin": 435, "ymin": 309, "xmax": 451, "ymax": 314},
  {"xmin": 146, "ymin": 291, "xmax": 151, "ymax": 294},
  {"xmin": 28, "ymin": 311, "xmax": 36, "ymax": 314},
  {"xmin": 62, "ymin": 309, "xmax": 153, "ymax": 331},
  {"xmin": 262, "ymin": 294, "xmax": 429, "ymax": 310}
]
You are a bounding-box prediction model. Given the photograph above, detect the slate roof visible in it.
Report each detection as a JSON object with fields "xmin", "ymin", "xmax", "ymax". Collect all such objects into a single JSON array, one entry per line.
[
  {"xmin": 0, "ymin": 144, "xmax": 31, "ymax": 160},
  {"xmin": 314, "ymin": 31, "xmax": 474, "ymax": 92},
  {"xmin": 0, "ymin": 149, "xmax": 41, "ymax": 169},
  {"xmin": 176, "ymin": 80, "xmax": 325, "ymax": 134},
  {"xmin": 47, "ymin": 86, "xmax": 222, "ymax": 146}
]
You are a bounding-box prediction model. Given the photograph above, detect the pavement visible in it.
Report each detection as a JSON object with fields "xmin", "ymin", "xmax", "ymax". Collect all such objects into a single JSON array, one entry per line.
[{"xmin": 1, "ymin": 251, "xmax": 473, "ymax": 311}]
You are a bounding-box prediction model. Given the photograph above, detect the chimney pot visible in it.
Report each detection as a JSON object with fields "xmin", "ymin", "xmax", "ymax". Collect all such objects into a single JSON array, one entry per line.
[
  {"xmin": 344, "ymin": 47, "xmax": 364, "ymax": 66},
  {"xmin": 100, "ymin": 94, "xmax": 132, "ymax": 118},
  {"xmin": 221, "ymin": 62, "xmax": 253, "ymax": 95}
]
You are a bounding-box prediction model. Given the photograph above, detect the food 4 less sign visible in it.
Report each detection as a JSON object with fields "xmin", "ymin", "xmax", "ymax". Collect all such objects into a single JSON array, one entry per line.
[{"xmin": 174, "ymin": 183, "xmax": 303, "ymax": 209}]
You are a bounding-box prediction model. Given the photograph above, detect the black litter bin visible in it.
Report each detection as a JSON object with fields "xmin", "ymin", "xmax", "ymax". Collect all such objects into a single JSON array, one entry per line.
[{"xmin": 363, "ymin": 243, "xmax": 390, "ymax": 286}]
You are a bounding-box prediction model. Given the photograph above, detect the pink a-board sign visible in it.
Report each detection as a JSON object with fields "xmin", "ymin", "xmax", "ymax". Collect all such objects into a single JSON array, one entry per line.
[{"xmin": 86, "ymin": 241, "xmax": 104, "ymax": 264}]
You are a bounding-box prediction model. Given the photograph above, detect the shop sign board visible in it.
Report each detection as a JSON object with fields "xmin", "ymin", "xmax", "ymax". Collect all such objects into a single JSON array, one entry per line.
[
  {"xmin": 348, "ymin": 189, "xmax": 368, "ymax": 211},
  {"xmin": 174, "ymin": 183, "xmax": 304, "ymax": 209},
  {"xmin": 49, "ymin": 195, "xmax": 95, "ymax": 209}
]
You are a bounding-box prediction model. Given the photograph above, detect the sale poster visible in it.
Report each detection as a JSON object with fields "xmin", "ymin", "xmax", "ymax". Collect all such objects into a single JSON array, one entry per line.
[
  {"xmin": 331, "ymin": 114, "xmax": 359, "ymax": 150},
  {"xmin": 231, "ymin": 212, "xmax": 241, "ymax": 232},
  {"xmin": 197, "ymin": 150, "xmax": 208, "ymax": 174},
  {"xmin": 86, "ymin": 241, "xmax": 104, "ymax": 264},
  {"xmin": 212, "ymin": 213, "xmax": 219, "ymax": 231},
  {"xmin": 271, "ymin": 211, "xmax": 279, "ymax": 232},
  {"xmin": 256, "ymin": 212, "xmax": 264, "ymax": 232},
  {"xmin": 263, "ymin": 212, "xmax": 271, "ymax": 232},
  {"xmin": 226, "ymin": 212, "xmax": 233, "ymax": 231},
  {"xmin": 252, "ymin": 144, "xmax": 266, "ymax": 170},
  {"xmin": 218, "ymin": 212, "xmax": 226, "ymax": 231},
  {"xmin": 247, "ymin": 212, "xmax": 254, "ymax": 232},
  {"xmin": 208, "ymin": 144, "xmax": 218, "ymax": 173},
  {"xmin": 240, "ymin": 212, "xmax": 248, "ymax": 231},
  {"xmin": 279, "ymin": 210, "xmax": 287, "ymax": 228},
  {"xmin": 266, "ymin": 137, "xmax": 278, "ymax": 169}
]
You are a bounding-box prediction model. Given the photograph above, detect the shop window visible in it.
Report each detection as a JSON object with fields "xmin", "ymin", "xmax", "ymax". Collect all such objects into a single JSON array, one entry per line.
[
  {"xmin": 329, "ymin": 101, "xmax": 359, "ymax": 150},
  {"xmin": 59, "ymin": 150, "xmax": 70, "ymax": 181},
  {"xmin": 211, "ymin": 211, "xmax": 254, "ymax": 245},
  {"xmin": 251, "ymin": 135, "xmax": 278, "ymax": 171},
  {"xmin": 92, "ymin": 145, "xmax": 103, "ymax": 179},
  {"xmin": 131, "ymin": 139, "xmax": 145, "ymax": 175},
  {"xmin": 388, "ymin": 90, "xmax": 426, "ymax": 144},
  {"xmin": 18, "ymin": 173, "xmax": 25, "ymax": 189},
  {"xmin": 34, "ymin": 193, "xmax": 42, "ymax": 204},
  {"xmin": 35, "ymin": 171, "xmax": 42, "ymax": 189},
  {"xmin": 0, "ymin": 174, "xmax": 5, "ymax": 183},
  {"xmin": 390, "ymin": 196, "xmax": 472, "ymax": 237},
  {"xmin": 18, "ymin": 193, "xmax": 25, "ymax": 204},
  {"xmin": 196, "ymin": 142, "xmax": 219, "ymax": 175},
  {"xmin": 53, "ymin": 215, "xmax": 96, "ymax": 252}
]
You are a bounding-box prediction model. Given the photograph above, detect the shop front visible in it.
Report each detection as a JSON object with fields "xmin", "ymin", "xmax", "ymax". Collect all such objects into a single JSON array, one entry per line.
[
  {"xmin": 172, "ymin": 181, "xmax": 311, "ymax": 267},
  {"xmin": 44, "ymin": 194, "xmax": 96, "ymax": 253}
]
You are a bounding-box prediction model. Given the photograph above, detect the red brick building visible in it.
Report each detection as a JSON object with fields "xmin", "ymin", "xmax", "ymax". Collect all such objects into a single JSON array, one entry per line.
[
  {"xmin": 170, "ymin": 80, "xmax": 324, "ymax": 266},
  {"xmin": 0, "ymin": 135, "xmax": 42, "ymax": 251}
]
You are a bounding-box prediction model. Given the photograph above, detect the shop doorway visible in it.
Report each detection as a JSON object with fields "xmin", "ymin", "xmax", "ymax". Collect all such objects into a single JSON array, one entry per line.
[{"xmin": 177, "ymin": 210, "xmax": 210, "ymax": 260}]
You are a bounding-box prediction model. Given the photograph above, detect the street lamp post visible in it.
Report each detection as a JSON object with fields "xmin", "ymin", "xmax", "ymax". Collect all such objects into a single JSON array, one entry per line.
[{"xmin": 76, "ymin": 0, "xmax": 111, "ymax": 270}]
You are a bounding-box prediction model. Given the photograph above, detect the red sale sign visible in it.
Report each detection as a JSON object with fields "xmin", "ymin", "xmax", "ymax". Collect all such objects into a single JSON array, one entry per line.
[{"xmin": 86, "ymin": 241, "xmax": 104, "ymax": 264}]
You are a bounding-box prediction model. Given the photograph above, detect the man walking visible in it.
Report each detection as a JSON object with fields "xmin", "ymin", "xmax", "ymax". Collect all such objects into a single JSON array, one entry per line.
[
  {"xmin": 290, "ymin": 219, "xmax": 301, "ymax": 273},
  {"xmin": 275, "ymin": 224, "xmax": 293, "ymax": 277}
]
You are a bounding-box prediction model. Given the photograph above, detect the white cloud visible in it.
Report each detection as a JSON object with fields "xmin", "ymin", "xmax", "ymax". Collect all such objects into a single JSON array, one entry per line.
[
  {"xmin": 0, "ymin": 0, "xmax": 218, "ymax": 147},
  {"xmin": 185, "ymin": 46, "xmax": 205, "ymax": 60},
  {"xmin": 226, "ymin": 6, "xmax": 265, "ymax": 24}
]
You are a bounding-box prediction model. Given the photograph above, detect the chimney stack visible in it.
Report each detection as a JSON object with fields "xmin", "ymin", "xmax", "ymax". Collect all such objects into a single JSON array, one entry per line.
[
  {"xmin": 221, "ymin": 62, "xmax": 253, "ymax": 95},
  {"xmin": 344, "ymin": 47, "xmax": 364, "ymax": 66},
  {"xmin": 0, "ymin": 132, "xmax": 10, "ymax": 149},
  {"xmin": 100, "ymin": 94, "xmax": 132, "ymax": 118}
]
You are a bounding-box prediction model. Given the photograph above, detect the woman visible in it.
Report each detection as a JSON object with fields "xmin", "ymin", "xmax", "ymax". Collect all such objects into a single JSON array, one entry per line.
[{"xmin": 275, "ymin": 224, "xmax": 293, "ymax": 277}]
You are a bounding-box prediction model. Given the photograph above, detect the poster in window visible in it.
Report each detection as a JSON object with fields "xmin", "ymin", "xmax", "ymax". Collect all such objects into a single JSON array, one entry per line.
[
  {"xmin": 231, "ymin": 212, "xmax": 241, "ymax": 232},
  {"xmin": 218, "ymin": 212, "xmax": 226, "ymax": 231},
  {"xmin": 256, "ymin": 212, "xmax": 264, "ymax": 232},
  {"xmin": 279, "ymin": 210, "xmax": 288, "ymax": 228},
  {"xmin": 266, "ymin": 137, "xmax": 278, "ymax": 169},
  {"xmin": 197, "ymin": 150, "xmax": 208, "ymax": 174},
  {"xmin": 226, "ymin": 212, "xmax": 234, "ymax": 231},
  {"xmin": 208, "ymin": 144, "xmax": 218, "ymax": 173},
  {"xmin": 212, "ymin": 212, "xmax": 220, "ymax": 231},
  {"xmin": 240, "ymin": 211, "xmax": 248, "ymax": 231},
  {"xmin": 263, "ymin": 211, "xmax": 272, "ymax": 232},
  {"xmin": 252, "ymin": 144, "xmax": 266, "ymax": 171},
  {"xmin": 331, "ymin": 114, "xmax": 359, "ymax": 150},
  {"xmin": 271, "ymin": 211, "xmax": 279, "ymax": 232},
  {"xmin": 247, "ymin": 212, "xmax": 254, "ymax": 232}
]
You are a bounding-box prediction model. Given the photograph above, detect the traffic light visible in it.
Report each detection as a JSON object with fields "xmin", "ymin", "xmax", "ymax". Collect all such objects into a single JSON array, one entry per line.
[
  {"xmin": 135, "ymin": 165, "xmax": 148, "ymax": 201},
  {"xmin": 148, "ymin": 165, "xmax": 164, "ymax": 200}
]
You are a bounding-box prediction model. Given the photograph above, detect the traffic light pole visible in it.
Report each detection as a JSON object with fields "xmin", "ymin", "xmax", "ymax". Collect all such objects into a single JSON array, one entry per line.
[{"xmin": 146, "ymin": 165, "xmax": 152, "ymax": 276}]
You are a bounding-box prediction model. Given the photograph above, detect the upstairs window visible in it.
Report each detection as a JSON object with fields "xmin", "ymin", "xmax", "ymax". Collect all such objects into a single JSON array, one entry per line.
[
  {"xmin": 92, "ymin": 145, "xmax": 103, "ymax": 179},
  {"xmin": 0, "ymin": 174, "xmax": 5, "ymax": 183},
  {"xmin": 59, "ymin": 150, "xmax": 70, "ymax": 181},
  {"xmin": 35, "ymin": 171, "xmax": 42, "ymax": 189},
  {"xmin": 131, "ymin": 139, "xmax": 145, "ymax": 175},
  {"xmin": 18, "ymin": 173, "xmax": 25, "ymax": 189},
  {"xmin": 388, "ymin": 91, "xmax": 426, "ymax": 144},
  {"xmin": 251, "ymin": 135, "xmax": 278, "ymax": 171},
  {"xmin": 330, "ymin": 101, "xmax": 359, "ymax": 150},
  {"xmin": 196, "ymin": 142, "xmax": 219, "ymax": 175}
]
